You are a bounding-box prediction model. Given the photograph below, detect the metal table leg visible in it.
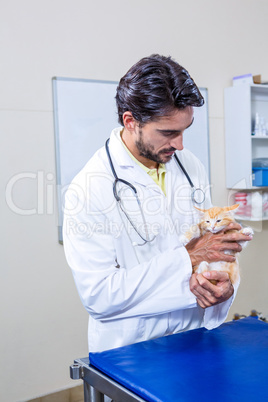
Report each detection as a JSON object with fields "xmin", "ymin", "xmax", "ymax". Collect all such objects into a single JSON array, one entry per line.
[
  {"xmin": 70, "ymin": 362, "xmax": 105, "ymax": 402},
  {"xmin": 84, "ymin": 381, "xmax": 104, "ymax": 402}
]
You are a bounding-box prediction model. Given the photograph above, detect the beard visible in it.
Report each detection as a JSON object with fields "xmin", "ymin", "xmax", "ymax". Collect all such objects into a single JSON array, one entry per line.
[{"xmin": 135, "ymin": 128, "xmax": 176, "ymax": 164}]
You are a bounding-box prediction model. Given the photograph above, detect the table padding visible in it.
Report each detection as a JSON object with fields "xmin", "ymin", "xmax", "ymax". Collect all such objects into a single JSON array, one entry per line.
[{"xmin": 89, "ymin": 318, "xmax": 268, "ymax": 401}]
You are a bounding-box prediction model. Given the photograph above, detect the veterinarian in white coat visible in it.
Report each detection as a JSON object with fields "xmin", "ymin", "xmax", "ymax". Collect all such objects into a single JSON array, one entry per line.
[
  {"xmin": 63, "ymin": 126, "xmax": 241, "ymax": 352},
  {"xmin": 63, "ymin": 55, "xmax": 249, "ymax": 353}
]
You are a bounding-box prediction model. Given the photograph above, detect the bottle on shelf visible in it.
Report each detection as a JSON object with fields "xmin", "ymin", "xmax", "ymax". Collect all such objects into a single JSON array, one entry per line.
[
  {"xmin": 252, "ymin": 112, "xmax": 267, "ymax": 137},
  {"xmin": 253, "ymin": 112, "xmax": 260, "ymax": 136}
]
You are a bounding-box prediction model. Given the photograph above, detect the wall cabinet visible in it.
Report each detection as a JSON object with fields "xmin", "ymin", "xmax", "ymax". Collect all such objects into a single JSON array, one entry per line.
[{"xmin": 224, "ymin": 84, "xmax": 268, "ymax": 220}]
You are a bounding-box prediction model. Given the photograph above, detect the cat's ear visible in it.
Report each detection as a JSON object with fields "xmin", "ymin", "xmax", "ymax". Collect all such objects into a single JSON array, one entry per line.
[
  {"xmin": 194, "ymin": 206, "xmax": 207, "ymax": 215},
  {"xmin": 225, "ymin": 204, "xmax": 240, "ymax": 214}
]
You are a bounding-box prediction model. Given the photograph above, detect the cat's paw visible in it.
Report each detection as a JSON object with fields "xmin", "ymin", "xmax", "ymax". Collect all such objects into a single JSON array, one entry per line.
[
  {"xmin": 241, "ymin": 227, "xmax": 254, "ymax": 237},
  {"xmin": 194, "ymin": 261, "xmax": 218, "ymax": 285},
  {"xmin": 239, "ymin": 227, "xmax": 254, "ymax": 249},
  {"xmin": 189, "ymin": 224, "xmax": 201, "ymax": 238},
  {"xmin": 195, "ymin": 261, "xmax": 209, "ymax": 274}
]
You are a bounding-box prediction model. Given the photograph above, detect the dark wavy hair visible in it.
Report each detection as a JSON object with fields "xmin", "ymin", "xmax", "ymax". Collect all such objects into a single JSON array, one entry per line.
[{"xmin": 116, "ymin": 54, "xmax": 204, "ymax": 126}]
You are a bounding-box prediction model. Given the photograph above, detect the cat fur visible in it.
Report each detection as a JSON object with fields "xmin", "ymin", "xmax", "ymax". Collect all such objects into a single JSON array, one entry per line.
[{"xmin": 180, "ymin": 204, "xmax": 253, "ymax": 285}]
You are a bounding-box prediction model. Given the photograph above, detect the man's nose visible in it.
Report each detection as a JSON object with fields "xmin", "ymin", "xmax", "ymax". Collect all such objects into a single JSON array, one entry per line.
[{"xmin": 170, "ymin": 135, "xmax": 183, "ymax": 151}]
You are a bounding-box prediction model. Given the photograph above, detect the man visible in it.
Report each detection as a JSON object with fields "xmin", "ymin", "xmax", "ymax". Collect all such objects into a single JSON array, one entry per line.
[{"xmin": 63, "ymin": 54, "xmax": 252, "ymax": 353}]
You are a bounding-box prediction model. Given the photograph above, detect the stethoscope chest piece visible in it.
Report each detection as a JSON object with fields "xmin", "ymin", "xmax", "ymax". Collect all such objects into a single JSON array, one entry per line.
[{"xmin": 191, "ymin": 187, "xmax": 206, "ymax": 204}]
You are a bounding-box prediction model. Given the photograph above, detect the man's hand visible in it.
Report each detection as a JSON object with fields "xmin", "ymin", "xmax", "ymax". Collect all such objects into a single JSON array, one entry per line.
[
  {"xmin": 185, "ymin": 222, "xmax": 252, "ymax": 267},
  {"xmin": 190, "ymin": 270, "xmax": 234, "ymax": 308}
]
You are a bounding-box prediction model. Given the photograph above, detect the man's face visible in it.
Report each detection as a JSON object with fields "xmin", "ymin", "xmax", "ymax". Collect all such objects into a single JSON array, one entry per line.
[{"xmin": 133, "ymin": 107, "xmax": 194, "ymax": 166}]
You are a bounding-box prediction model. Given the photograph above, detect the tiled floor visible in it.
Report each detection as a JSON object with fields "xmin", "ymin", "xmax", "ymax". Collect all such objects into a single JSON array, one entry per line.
[{"xmin": 27, "ymin": 385, "xmax": 84, "ymax": 402}]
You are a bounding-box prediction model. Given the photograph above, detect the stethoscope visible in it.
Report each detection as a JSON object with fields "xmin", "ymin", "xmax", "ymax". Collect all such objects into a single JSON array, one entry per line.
[{"xmin": 105, "ymin": 138, "xmax": 206, "ymax": 246}]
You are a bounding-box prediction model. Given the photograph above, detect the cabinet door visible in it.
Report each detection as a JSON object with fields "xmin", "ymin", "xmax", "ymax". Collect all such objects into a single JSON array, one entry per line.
[{"xmin": 224, "ymin": 86, "xmax": 252, "ymax": 189}]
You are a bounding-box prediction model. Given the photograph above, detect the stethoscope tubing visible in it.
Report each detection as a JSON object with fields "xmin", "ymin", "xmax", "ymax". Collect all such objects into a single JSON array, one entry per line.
[
  {"xmin": 105, "ymin": 139, "xmax": 138, "ymax": 201},
  {"xmin": 105, "ymin": 138, "xmax": 205, "ymax": 204},
  {"xmin": 173, "ymin": 153, "xmax": 194, "ymax": 188}
]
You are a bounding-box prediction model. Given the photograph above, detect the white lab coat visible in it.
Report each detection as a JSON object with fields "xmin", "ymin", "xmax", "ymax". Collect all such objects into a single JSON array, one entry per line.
[{"xmin": 63, "ymin": 127, "xmax": 237, "ymax": 352}]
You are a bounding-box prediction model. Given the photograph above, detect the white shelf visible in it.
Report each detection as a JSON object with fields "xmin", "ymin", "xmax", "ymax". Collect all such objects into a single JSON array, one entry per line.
[
  {"xmin": 230, "ymin": 186, "xmax": 268, "ymax": 190},
  {"xmin": 235, "ymin": 215, "xmax": 268, "ymax": 222}
]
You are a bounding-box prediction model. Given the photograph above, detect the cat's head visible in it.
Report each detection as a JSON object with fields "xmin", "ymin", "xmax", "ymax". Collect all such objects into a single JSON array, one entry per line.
[{"xmin": 195, "ymin": 204, "xmax": 239, "ymax": 233}]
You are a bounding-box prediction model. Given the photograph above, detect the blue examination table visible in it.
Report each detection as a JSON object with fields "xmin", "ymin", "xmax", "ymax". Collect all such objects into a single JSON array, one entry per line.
[{"xmin": 70, "ymin": 317, "xmax": 268, "ymax": 401}]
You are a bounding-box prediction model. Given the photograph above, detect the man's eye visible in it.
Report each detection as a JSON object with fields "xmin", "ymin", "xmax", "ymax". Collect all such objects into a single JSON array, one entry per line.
[{"xmin": 159, "ymin": 131, "xmax": 181, "ymax": 137}]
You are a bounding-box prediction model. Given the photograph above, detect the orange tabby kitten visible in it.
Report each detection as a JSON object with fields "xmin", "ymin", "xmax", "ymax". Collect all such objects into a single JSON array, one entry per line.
[{"xmin": 180, "ymin": 204, "xmax": 253, "ymax": 285}]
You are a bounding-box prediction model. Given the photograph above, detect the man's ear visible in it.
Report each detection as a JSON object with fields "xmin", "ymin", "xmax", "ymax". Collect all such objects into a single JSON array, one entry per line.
[{"xmin": 122, "ymin": 111, "xmax": 136, "ymax": 131}]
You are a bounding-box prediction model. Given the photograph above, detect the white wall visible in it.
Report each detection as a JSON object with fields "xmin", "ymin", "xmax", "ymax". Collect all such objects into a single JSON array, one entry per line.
[{"xmin": 2, "ymin": 1, "xmax": 268, "ymax": 400}]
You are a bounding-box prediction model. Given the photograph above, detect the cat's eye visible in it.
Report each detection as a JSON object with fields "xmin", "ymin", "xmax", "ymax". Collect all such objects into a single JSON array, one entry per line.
[
  {"xmin": 206, "ymin": 221, "xmax": 210, "ymax": 223},
  {"xmin": 217, "ymin": 219, "xmax": 221, "ymax": 223}
]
